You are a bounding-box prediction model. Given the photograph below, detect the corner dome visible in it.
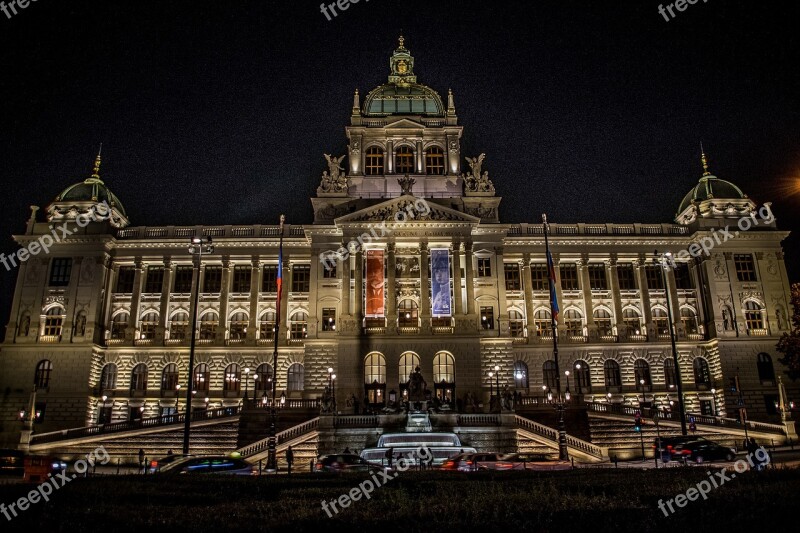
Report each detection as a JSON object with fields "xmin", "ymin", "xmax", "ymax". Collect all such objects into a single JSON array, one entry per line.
[
  {"xmin": 675, "ymin": 151, "xmax": 756, "ymax": 225},
  {"xmin": 46, "ymin": 152, "xmax": 130, "ymax": 228},
  {"xmin": 362, "ymin": 36, "xmax": 445, "ymax": 117}
]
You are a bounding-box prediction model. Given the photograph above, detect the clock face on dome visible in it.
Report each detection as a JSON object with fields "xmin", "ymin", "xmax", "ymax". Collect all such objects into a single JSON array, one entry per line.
[{"xmin": 396, "ymin": 60, "xmax": 408, "ymax": 74}]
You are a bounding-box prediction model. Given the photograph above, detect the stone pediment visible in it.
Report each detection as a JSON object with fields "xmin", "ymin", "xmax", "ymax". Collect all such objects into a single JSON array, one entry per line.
[
  {"xmin": 385, "ymin": 118, "xmax": 425, "ymax": 130},
  {"xmin": 334, "ymin": 195, "xmax": 480, "ymax": 224}
]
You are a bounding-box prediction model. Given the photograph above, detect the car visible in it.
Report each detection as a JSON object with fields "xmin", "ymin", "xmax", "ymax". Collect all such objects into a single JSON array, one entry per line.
[
  {"xmin": 653, "ymin": 436, "xmax": 708, "ymax": 458},
  {"xmin": 158, "ymin": 455, "xmax": 257, "ymax": 475},
  {"xmin": 440, "ymin": 453, "xmax": 503, "ymax": 472},
  {"xmin": 314, "ymin": 454, "xmax": 385, "ymax": 473},
  {"xmin": 488, "ymin": 453, "xmax": 572, "ymax": 471},
  {"xmin": 148, "ymin": 454, "xmax": 194, "ymax": 474},
  {"xmin": 671, "ymin": 440, "xmax": 736, "ymax": 463}
]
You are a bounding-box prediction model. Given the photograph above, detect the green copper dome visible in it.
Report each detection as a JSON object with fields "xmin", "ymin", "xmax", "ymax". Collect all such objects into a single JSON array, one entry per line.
[
  {"xmin": 677, "ymin": 175, "xmax": 748, "ymax": 216},
  {"xmin": 52, "ymin": 153, "xmax": 127, "ymax": 218}
]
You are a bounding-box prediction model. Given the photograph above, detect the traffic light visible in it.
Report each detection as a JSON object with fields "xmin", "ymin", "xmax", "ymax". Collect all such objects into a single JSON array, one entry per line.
[{"xmin": 634, "ymin": 414, "xmax": 642, "ymax": 432}]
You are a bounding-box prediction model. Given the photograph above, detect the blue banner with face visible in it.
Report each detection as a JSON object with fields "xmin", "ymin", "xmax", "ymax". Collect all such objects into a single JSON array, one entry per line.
[{"xmin": 430, "ymin": 248, "xmax": 451, "ymax": 317}]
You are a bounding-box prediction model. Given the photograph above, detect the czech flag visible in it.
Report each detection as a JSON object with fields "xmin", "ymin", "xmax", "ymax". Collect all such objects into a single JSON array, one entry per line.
[
  {"xmin": 276, "ymin": 245, "xmax": 283, "ymax": 312},
  {"xmin": 546, "ymin": 247, "xmax": 559, "ymax": 322}
]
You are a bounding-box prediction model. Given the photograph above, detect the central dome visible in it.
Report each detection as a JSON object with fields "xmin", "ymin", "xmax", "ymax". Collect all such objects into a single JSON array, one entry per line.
[{"xmin": 362, "ymin": 36, "xmax": 445, "ymax": 117}]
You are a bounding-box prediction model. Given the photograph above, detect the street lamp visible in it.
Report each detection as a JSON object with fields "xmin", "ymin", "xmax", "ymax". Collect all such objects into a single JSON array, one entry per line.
[
  {"xmin": 488, "ymin": 371, "xmax": 494, "ymax": 401},
  {"xmin": 547, "ymin": 388, "xmax": 553, "ymax": 402},
  {"xmin": 280, "ymin": 391, "xmax": 286, "ymax": 408},
  {"xmin": 654, "ymin": 250, "xmax": 688, "ymax": 436},
  {"xmin": 244, "ymin": 367, "xmax": 250, "ymax": 402},
  {"xmin": 639, "ymin": 379, "xmax": 647, "ymax": 406},
  {"xmin": 252, "ymin": 374, "xmax": 259, "ymax": 402},
  {"xmin": 564, "ymin": 370, "xmax": 571, "ymax": 402},
  {"xmin": 494, "ymin": 365, "xmax": 500, "ymax": 397},
  {"xmin": 575, "ymin": 363, "xmax": 582, "ymax": 395},
  {"xmin": 183, "ymin": 235, "xmax": 214, "ymax": 454},
  {"xmin": 331, "ymin": 374, "xmax": 337, "ymax": 412},
  {"xmin": 710, "ymin": 388, "xmax": 718, "ymax": 416}
]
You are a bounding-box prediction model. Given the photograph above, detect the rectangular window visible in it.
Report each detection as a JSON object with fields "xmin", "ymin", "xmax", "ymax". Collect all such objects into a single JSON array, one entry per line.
[
  {"xmin": 173, "ymin": 266, "xmax": 194, "ymax": 293},
  {"xmin": 144, "ymin": 266, "xmax": 164, "ymax": 293},
  {"xmin": 530, "ymin": 264, "xmax": 548, "ymax": 291},
  {"xmin": 674, "ymin": 263, "xmax": 694, "ymax": 290},
  {"xmin": 504, "ymin": 263, "xmax": 521, "ymax": 291},
  {"xmin": 291, "ymin": 264, "xmax": 310, "ymax": 292},
  {"xmin": 560, "ymin": 264, "xmax": 579, "ymax": 291},
  {"xmin": 588, "ymin": 264, "xmax": 608, "ymax": 290},
  {"xmin": 480, "ymin": 306, "xmax": 495, "ymax": 330},
  {"xmin": 262, "ymin": 265, "xmax": 278, "ymax": 292},
  {"xmin": 203, "ymin": 266, "xmax": 222, "ymax": 292},
  {"xmin": 116, "ymin": 266, "xmax": 135, "ymax": 293},
  {"xmin": 699, "ymin": 400, "xmax": 713, "ymax": 416},
  {"xmin": 477, "ymin": 257, "xmax": 492, "ymax": 277},
  {"xmin": 645, "ymin": 265, "xmax": 664, "ymax": 290},
  {"xmin": 322, "ymin": 263, "xmax": 337, "ymax": 278},
  {"xmin": 735, "ymin": 254, "xmax": 757, "ymax": 282},
  {"xmin": 617, "ymin": 264, "xmax": 637, "ymax": 290},
  {"xmin": 48, "ymin": 258, "xmax": 72, "ymax": 286},
  {"xmin": 322, "ymin": 308, "xmax": 336, "ymax": 332},
  {"xmin": 232, "ymin": 266, "xmax": 251, "ymax": 293}
]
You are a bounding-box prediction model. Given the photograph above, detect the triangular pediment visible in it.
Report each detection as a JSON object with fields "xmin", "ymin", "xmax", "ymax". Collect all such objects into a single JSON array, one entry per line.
[
  {"xmin": 334, "ymin": 195, "xmax": 480, "ymax": 225},
  {"xmin": 385, "ymin": 118, "xmax": 425, "ymax": 129}
]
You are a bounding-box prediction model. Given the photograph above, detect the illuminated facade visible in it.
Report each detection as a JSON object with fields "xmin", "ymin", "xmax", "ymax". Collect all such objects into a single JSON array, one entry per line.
[{"xmin": 0, "ymin": 38, "xmax": 796, "ymax": 448}]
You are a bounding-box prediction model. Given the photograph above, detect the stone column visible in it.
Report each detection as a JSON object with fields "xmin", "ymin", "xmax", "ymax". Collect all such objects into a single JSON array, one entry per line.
[
  {"xmin": 495, "ymin": 247, "xmax": 508, "ymax": 336},
  {"xmin": 308, "ymin": 250, "xmax": 320, "ymax": 338},
  {"xmin": 386, "ymin": 243, "xmax": 397, "ymax": 334},
  {"xmin": 665, "ymin": 262, "xmax": 683, "ymax": 339},
  {"xmin": 386, "ymin": 140, "xmax": 394, "ymax": 174},
  {"xmin": 354, "ymin": 250, "xmax": 363, "ymax": 323},
  {"xmin": 416, "ymin": 140, "xmax": 424, "ymax": 174},
  {"xmin": 127, "ymin": 258, "xmax": 144, "ymax": 340},
  {"xmin": 341, "ymin": 244, "xmax": 351, "ymax": 316},
  {"xmin": 102, "ymin": 260, "xmax": 119, "ymax": 341},
  {"xmin": 62, "ymin": 256, "xmax": 82, "ymax": 342},
  {"xmin": 157, "ymin": 258, "xmax": 174, "ymax": 341},
  {"xmin": 465, "ymin": 241, "xmax": 476, "ymax": 315},
  {"xmin": 552, "ymin": 254, "xmax": 566, "ymax": 338},
  {"xmin": 452, "ymin": 241, "xmax": 463, "ymax": 317},
  {"xmin": 188, "ymin": 256, "xmax": 200, "ymax": 344},
  {"xmin": 419, "ymin": 242, "xmax": 431, "ymax": 333},
  {"xmin": 216, "ymin": 257, "xmax": 231, "ymax": 342},
  {"xmin": 279, "ymin": 253, "xmax": 290, "ymax": 345},
  {"xmin": 635, "ymin": 256, "xmax": 653, "ymax": 340},
  {"xmin": 247, "ymin": 257, "xmax": 260, "ymax": 342},
  {"xmin": 522, "ymin": 253, "xmax": 534, "ymax": 341},
  {"xmin": 606, "ymin": 255, "xmax": 625, "ymax": 341},
  {"xmin": 578, "ymin": 256, "xmax": 596, "ymax": 341}
]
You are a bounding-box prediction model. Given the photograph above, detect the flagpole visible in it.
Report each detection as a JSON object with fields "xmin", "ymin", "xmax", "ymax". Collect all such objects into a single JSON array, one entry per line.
[
  {"xmin": 267, "ymin": 214, "xmax": 285, "ymax": 472},
  {"xmin": 543, "ymin": 213, "xmax": 569, "ymax": 461}
]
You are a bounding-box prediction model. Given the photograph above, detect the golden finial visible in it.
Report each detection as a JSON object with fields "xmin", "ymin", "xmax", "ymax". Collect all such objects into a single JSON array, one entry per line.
[
  {"xmin": 700, "ymin": 142, "xmax": 710, "ymax": 176},
  {"xmin": 91, "ymin": 143, "xmax": 103, "ymax": 180},
  {"xmin": 399, "ymin": 34, "xmax": 405, "ymax": 48}
]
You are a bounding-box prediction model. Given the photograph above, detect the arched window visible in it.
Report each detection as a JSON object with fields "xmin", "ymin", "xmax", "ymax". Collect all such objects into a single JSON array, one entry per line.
[
  {"xmin": 534, "ymin": 309, "xmax": 552, "ymax": 337},
  {"xmin": 224, "ymin": 364, "xmax": 241, "ymax": 393},
  {"xmin": 193, "ymin": 363, "xmax": 210, "ymax": 392},
  {"xmin": 287, "ymin": 363, "xmax": 305, "ymax": 392},
  {"xmin": 757, "ymin": 353, "xmax": 775, "ymax": 383},
  {"xmin": 364, "ymin": 353, "xmax": 386, "ymax": 384},
  {"xmin": 139, "ymin": 311, "xmax": 159, "ymax": 340},
  {"xmin": 255, "ymin": 363, "xmax": 273, "ymax": 392},
  {"xmin": 170, "ymin": 312, "xmax": 189, "ymax": 340},
  {"xmin": 399, "ymin": 352, "xmax": 420, "ymax": 399},
  {"xmin": 622, "ymin": 308, "xmax": 642, "ymax": 335},
  {"xmin": 652, "ymin": 308, "xmax": 669, "ymax": 335},
  {"xmin": 744, "ymin": 301, "xmax": 765, "ymax": 332},
  {"xmin": 365, "ymin": 146, "xmax": 384, "ymax": 176},
  {"xmin": 509, "ymin": 310, "xmax": 525, "ymax": 337},
  {"xmin": 573, "ymin": 360, "xmax": 591, "ymax": 393},
  {"xmin": 634, "ymin": 359, "xmax": 652, "ymax": 391},
  {"xmin": 425, "ymin": 146, "xmax": 445, "ymax": 175},
  {"xmin": 161, "ymin": 363, "xmax": 179, "ymax": 393},
  {"xmin": 229, "ymin": 311, "xmax": 248, "ymax": 340},
  {"xmin": 43, "ymin": 306, "xmax": 65, "ymax": 337},
  {"xmin": 34, "ymin": 360, "xmax": 53, "ymax": 388},
  {"xmin": 111, "ymin": 312, "xmax": 129, "ymax": 340},
  {"xmin": 543, "ymin": 360, "xmax": 558, "ymax": 390},
  {"xmin": 433, "ymin": 352, "xmax": 455, "ymax": 401},
  {"xmin": 564, "ymin": 309, "xmax": 583, "ymax": 337},
  {"xmin": 693, "ymin": 358, "xmax": 711, "ymax": 387},
  {"xmin": 259, "ymin": 311, "xmax": 276, "ymax": 340},
  {"xmin": 200, "ymin": 311, "xmax": 219, "ymax": 340},
  {"xmin": 593, "ymin": 308, "xmax": 613, "ymax": 336},
  {"xmin": 513, "ymin": 361, "xmax": 529, "ymax": 389},
  {"xmin": 663, "ymin": 359, "xmax": 677, "ymax": 389},
  {"xmin": 680, "ymin": 307, "xmax": 698, "ymax": 335},
  {"xmin": 100, "ymin": 363, "xmax": 118, "ymax": 391},
  {"xmin": 131, "ymin": 363, "xmax": 148, "ymax": 392},
  {"xmin": 395, "ymin": 145, "xmax": 415, "ymax": 174},
  {"xmin": 398, "ymin": 299, "xmax": 419, "ymax": 327},
  {"xmin": 604, "ymin": 360, "xmax": 621, "ymax": 389},
  {"xmin": 289, "ymin": 311, "xmax": 308, "ymax": 340}
]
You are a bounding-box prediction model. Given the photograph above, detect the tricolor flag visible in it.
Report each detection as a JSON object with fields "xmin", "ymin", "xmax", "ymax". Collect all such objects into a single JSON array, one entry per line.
[{"xmin": 543, "ymin": 214, "xmax": 559, "ymax": 323}]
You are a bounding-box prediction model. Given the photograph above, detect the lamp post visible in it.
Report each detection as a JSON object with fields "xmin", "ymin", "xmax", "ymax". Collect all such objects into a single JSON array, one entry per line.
[
  {"xmin": 244, "ymin": 367, "xmax": 250, "ymax": 403},
  {"xmin": 183, "ymin": 235, "xmax": 214, "ymax": 454},
  {"xmin": 564, "ymin": 371, "xmax": 571, "ymax": 402},
  {"xmin": 575, "ymin": 363, "xmax": 582, "ymax": 395},
  {"xmin": 266, "ymin": 215, "xmax": 286, "ymax": 473},
  {"xmin": 494, "ymin": 365, "xmax": 500, "ymax": 398},
  {"xmin": 710, "ymin": 388, "xmax": 717, "ymax": 416},
  {"xmin": 331, "ymin": 373, "xmax": 337, "ymax": 412},
  {"xmin": 639, "ymin": 379, "xmax": 647, "ymax": 406},
  {"xmin": 488, "ymin": 371, "xmax": 494, "ymax": 407},
  {"xmin": 253, "ymin": 374, "xmax": 259, "ymax": 402},
  {"xmin": 654, "ymin": 250, "xmax": 687, "ymax": 436}
]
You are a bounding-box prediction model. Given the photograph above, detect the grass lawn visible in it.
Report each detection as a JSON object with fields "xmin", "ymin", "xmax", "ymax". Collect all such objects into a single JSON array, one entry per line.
[{"xmin": 1, "ymin": 468, "xmax": 797, "ymax": 532}]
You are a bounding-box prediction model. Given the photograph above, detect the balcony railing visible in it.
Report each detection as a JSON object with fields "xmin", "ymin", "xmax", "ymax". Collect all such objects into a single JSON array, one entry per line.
[
  {"xmin": 398, "ymin": 326, "xmax": 420, "ymax": 335},
  {"xmin": 38, "ymin": 335, "xmax": 61, "ymax": 343}
]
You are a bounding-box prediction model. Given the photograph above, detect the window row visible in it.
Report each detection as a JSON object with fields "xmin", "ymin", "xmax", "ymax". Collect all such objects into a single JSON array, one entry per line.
[
  {"xmin": 362, "ymin": 351, "xmax": 456, "ymax": 403},
  {"xmin": 364, "ymin": 146, "xmax": 447, "ymax": 176}
]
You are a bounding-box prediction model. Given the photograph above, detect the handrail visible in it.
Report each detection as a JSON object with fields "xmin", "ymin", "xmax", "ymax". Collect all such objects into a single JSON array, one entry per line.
[
  {"xmin": 29, "ymin": 406, "xmax": 242, "ymax": 445},
  {"xmin": 457, "ymin": 414, "xmax": 501, "ymax": 426},
  {"xmin": 334, "ymin": 415, "xmax": 379, "ymax": 428},
  {"xmin": 514, "ymin": 415, "xmax": 605, "ymax": 459},
  {"xmin": 237, "ymin": 417, "xmax": 320, "ymax": 458}
]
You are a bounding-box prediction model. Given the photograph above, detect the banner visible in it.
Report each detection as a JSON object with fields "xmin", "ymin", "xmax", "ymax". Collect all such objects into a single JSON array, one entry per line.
[
  {"xmin": 365, "ymin": 250, "xmax": 385, "ymax": 317},
  {"xmin": 430, "ymin": 248, "xmax": 451, "ymax": 317}
]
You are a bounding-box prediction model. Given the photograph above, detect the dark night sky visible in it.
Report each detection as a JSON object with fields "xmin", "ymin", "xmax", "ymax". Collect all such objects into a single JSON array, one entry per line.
[{"xmin": 1, "ymin": 0, "xmax": 799, "ymax": 338}]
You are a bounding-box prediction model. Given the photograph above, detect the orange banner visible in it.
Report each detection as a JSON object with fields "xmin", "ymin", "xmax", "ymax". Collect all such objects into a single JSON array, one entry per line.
[{"xmin": 365, "ymin": 250, "xmax": 385, "ymax": 317}]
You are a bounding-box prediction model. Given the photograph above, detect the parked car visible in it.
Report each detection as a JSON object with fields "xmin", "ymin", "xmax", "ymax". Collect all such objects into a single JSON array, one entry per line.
[
  {"xmin": 158, "ymin": 455, "xmax": 257, "ymax": 475},
  {"xmin": 0, "ymin": 449, "xmax": 25, "ymax": 480},
  {"xmin": 0, "ymin": 450, "xmax": 66, "ymax": 483},
  {"xmin": 653, "ymin": 436, "xmax": 707, "ymax": 457},
  {"xmin": 488, "ymin": 453, "xmax": 572, "ymax": 471},
  {"xmin": 440, "ymin": 453, "xmax": 503, "ymax": 472},
  {"xmin": 671, "ymin": 440, "xmax": 736, "ymax": 463},
  {"xmin": 148, "ymin": 454, "xmax": 194, "ymax": 474},
  {"xmin": 314, "ymin": 454, "xmax": 385, "ymax": 473}
]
